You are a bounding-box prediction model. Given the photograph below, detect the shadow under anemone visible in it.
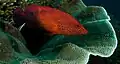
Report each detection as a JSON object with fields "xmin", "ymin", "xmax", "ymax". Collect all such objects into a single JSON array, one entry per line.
[{"xmin": 20, "ymin": 25, "xmax": 54, "ymax": 55}]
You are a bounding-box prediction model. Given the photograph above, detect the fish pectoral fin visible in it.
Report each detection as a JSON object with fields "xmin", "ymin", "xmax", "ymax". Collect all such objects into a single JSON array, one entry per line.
[{"xmin": 18, "ymin": 23, "xmax": 26, "ymax": 31}]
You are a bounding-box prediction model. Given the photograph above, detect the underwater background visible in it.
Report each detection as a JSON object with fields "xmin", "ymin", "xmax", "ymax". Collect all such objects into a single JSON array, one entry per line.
[{"xmin": 0, "ymin": 0, "xmax": 119, "ymax": 64}]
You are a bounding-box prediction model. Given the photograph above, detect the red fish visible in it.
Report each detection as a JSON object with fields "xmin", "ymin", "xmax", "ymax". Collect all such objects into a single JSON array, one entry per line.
[{"xmin": 23, "ymin": 4, "xmax": 88, "ymax": 35}]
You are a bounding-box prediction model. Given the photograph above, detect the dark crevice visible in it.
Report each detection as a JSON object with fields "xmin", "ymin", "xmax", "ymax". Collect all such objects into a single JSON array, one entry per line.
[{"xmin": 20, "ymin": 25, "xmax": 53, "ymax": 55}]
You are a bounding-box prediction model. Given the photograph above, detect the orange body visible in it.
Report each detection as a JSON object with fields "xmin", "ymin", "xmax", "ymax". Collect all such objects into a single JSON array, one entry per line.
[{"xmin": 24, "ymin": 4, "xmax": 88, "ymax": 35}]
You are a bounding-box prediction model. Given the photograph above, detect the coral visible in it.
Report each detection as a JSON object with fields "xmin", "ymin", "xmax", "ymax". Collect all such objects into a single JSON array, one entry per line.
[
  {"xmin": 0, "ymin": 0, "xmax": 118, "ymax": 64},
  {"xmin": 0, "ymin": 0, "xmax": 27, "ymax": 22}
]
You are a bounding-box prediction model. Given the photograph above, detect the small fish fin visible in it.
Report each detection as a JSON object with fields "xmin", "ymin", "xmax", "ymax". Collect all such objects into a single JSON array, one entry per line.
[
  {"xmin": 46, "ymin": 32, "xmax": 55, "ymax": 36},
  {"xmin": 45, "ymin": 32, "xmax": 56, "ymax": 36}
]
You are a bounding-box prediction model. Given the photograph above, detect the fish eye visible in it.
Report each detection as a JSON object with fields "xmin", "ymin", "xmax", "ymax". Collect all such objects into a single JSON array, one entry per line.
[{"xmin": 28, "ymin": 12, "xmax": 34, "ymax": 17}]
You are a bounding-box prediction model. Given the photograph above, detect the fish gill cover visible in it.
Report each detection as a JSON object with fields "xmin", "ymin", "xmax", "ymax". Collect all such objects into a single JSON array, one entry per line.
[{"xmin": 0, "ymin": 0, "xmax": 118, "ymax": 64}]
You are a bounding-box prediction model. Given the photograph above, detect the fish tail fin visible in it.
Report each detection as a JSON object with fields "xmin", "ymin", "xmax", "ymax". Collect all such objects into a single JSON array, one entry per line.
[{"xmin": 78, "ymin": 26, "xmax": 88, "ymax": 35}]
